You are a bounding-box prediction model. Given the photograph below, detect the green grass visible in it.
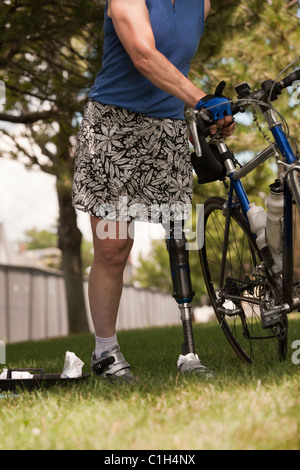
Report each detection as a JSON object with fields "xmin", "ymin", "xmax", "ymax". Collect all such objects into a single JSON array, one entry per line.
[{"xmin": 1, "ymin": 317, "xmax": 300, "ymax": 450}]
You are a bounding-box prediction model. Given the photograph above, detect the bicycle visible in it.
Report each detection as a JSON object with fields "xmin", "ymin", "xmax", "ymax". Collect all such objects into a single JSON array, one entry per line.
[{"xmin": 186, "ymin": 65, "xmax": 300, "ymax": 363}]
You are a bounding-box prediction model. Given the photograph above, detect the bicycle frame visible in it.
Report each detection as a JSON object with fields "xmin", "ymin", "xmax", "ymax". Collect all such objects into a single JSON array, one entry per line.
[{"xmin": 223, "ymin": 117, "xmax": 299, "ymax": 311}]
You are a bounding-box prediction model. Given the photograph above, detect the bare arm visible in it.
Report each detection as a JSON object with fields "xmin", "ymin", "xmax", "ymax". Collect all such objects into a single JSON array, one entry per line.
[
  {"xmin": 107, "ymin": 0, "xmax": 206, "ymax": 108},
  {"xmin": 205, "ymin": 0, "xmax": 211, "ymax": 19},
  {"xmin": 108, "ymin": 0, "xmax": 235, "ymax": 135}
]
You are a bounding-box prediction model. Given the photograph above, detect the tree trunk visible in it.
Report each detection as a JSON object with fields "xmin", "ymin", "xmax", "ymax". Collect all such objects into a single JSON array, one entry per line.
[{"xmin": 57, "ymin": 181, "xmax": 89, "ymax": 334}]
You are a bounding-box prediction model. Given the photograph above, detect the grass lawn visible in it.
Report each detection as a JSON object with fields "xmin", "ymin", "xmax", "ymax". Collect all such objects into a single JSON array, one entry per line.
[{"xmin": 0, "ymin": 316, "xmax": 300, "ymax": 450}]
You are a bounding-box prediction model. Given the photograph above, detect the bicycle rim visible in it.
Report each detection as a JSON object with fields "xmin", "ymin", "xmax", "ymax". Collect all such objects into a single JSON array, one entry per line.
[{"xmin": 199, "ymin": 197, "xmax": 288, "ymax": 363}]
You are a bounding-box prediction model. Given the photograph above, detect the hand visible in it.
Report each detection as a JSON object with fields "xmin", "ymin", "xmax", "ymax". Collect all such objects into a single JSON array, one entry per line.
[
  {"xmin": 210, "ymin": 118, "xmax": 236, "ymax": 137},
  {"xmin": 196, "ymin": 81, "xmax": 235, "ymax": 137},
  {"xmin": 195, "ymin": 94, "xmax": 232, "ymax": 120},
  {"xmin": 189, "ymin": 118, "xmax": 236, "ymax": 144}
]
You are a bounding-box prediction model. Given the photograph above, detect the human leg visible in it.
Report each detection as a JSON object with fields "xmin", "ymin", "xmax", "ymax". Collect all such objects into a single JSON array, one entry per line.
[
  {"xmin": 89, "ymin": 216, "xmax": 135, "ymax": 380},
  {"xmin": 89, "ymin": 216, "xmax": 134, "ymax": 338}
]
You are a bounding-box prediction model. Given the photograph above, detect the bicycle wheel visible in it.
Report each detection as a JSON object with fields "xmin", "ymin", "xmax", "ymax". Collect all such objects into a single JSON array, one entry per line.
[{"xmin": 199, "ymin": 196, "xmax": 288, "ymax": 363}]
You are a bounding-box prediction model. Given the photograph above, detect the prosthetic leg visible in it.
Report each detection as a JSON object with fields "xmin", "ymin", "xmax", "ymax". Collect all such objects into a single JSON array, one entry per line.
[
  {"xmin": 165, "ymin": 221, "xmax": 214, "ymax": 376},
  {"xmin": 165, "ymin": 224, "xmax": 195, "ymax": 355}
]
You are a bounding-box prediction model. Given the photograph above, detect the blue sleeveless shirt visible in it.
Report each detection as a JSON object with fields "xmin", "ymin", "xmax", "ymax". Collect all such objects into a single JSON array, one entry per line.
[{"xmin": 88, "ymin": 0, "xmax": 205, "ymax": 120}]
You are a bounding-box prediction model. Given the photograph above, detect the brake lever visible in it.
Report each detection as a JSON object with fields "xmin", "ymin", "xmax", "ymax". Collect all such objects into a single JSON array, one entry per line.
[
  {"xmin": 209, "ymin": 127, "xmax": 227, "ymax": 144},
  {"xmin": 184, "ymin": 108, "xmax": 202, "ymax": 157}
]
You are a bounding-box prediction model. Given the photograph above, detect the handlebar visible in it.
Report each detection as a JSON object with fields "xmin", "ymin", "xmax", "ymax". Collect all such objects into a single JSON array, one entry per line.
[
  {"xmin": 187, "ymin": 67, "xmax": 300, "ymax": 158},
  {"xmin": 276, "ymin": 69, "xmax": 300, "ymax": 92},
  {"xmin": 232, "ymin": 67, "xmax": 300, "ymax": 115}
]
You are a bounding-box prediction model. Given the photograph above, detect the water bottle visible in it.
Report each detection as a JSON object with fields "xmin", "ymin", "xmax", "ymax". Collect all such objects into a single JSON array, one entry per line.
[
  {"xmin": 265, "ymin": 180, "xmax": 284, "ymax": 274},
  {"xmin": 246, "ymin": 202, "xmax": 276, "ymax": 273},
  {"xmin": 247, "ymin": 202, "xmax": 267, "ymax": 251}
]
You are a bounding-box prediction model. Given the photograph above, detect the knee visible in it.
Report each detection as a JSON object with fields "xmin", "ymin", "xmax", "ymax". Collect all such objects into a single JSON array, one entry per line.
[
  {"xmin": 93, "ymin": 241, "xmax": 130, "ymax": 271},
  {"xmin": 90, "ymin": 218, "xmax": 133, "ymax": 272}
]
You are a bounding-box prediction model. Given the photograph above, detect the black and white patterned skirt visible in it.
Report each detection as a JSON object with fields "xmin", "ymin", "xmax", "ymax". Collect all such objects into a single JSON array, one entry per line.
[{"xmin": 72, "ymin": 100, "xmax": 193, "ymax": 223}]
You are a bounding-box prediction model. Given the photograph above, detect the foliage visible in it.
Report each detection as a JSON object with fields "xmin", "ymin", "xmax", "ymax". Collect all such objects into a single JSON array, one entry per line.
[
  {"xmin": 132, "ymin": 240, "xmax": 173, "ymax": 294},
  {"xmin": 22, "ymin": 227, "xmax": 58, "ymax": 250},
  {"xmin": 194, "ymin": 0, "xmax": 299, "ymax": 91},
  {"xmin": 194, "ymin": 0, "xmax": 300, "ymax": 155},
  {"xmin": 0, "ymin": 0, "xmax": 105, "ymax": 169}
]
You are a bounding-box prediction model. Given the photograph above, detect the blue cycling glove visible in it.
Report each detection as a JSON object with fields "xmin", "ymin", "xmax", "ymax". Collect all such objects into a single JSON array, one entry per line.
[{"xmin": 195, "ymin": 91, "xmax": 232, "ymax": 121}]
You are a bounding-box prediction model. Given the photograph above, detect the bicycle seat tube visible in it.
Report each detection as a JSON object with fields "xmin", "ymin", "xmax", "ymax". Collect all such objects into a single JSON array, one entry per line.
[{"xmin": 216, "ymin": 140, "xmax": 251, "ymax": 216}]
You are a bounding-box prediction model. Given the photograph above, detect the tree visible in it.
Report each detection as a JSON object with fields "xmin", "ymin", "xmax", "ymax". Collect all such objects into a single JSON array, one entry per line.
[
  {"xmin": 0, "ymin": 0, "xmax": 106, "ymax": 333},
  {"xmin": 132, "ymin": 240, "xmax": 173, "ymax": 294},
  {"xmin": 23, "ymin": 227, "xmax": 58, "ymax": 251}
]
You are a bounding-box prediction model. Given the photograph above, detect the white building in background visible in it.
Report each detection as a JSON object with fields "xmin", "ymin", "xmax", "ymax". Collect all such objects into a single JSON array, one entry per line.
[{"xmin": 0, "ymin": 222, "xmax": 60, "ymax": 270}]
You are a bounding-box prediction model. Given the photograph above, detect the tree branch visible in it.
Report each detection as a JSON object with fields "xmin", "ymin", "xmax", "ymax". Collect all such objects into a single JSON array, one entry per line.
[
  {"xmin": 0, "ymin": 128, "xmax": 56, "ymax": 175},
  {"xmin": 0, "ymin": 110, "xmax": 57, "ymax": 124},
  {"xmin": 287, "ymin": 0, "xmax": 299, "ymax": 7}
]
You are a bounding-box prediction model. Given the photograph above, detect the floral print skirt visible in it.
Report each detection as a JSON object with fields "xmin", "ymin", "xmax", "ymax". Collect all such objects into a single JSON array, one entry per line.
[{"xmin": 72, "ymin": 100, "xmax": 193, "ymax": 223}]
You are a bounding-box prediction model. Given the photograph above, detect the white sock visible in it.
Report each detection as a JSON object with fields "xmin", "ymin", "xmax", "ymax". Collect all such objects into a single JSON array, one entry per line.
[{"xmin": 94, "ymin": 334, "xmax": 119, "ymax": 359}]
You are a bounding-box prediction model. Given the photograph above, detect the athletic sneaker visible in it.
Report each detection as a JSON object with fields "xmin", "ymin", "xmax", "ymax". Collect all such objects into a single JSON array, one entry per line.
[
  {"xmin": 91, "ymin": 345, "xmax": 136, "ymax": 383},
  {"xmin": 177, "ymin": 353, "xmax": 215, "ymax": 378}
]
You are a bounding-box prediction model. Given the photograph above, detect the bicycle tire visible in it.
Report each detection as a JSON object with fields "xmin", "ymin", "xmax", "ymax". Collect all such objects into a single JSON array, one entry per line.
[{"xmin": 199, "ymin": 196, "xmax": 288, "ymax": 363}]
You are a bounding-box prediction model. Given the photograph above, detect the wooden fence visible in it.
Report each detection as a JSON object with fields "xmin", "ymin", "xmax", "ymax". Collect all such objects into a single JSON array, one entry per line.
[{"xmin": 0, "ymin": 264, "xmax": 180, "ymax": 344}]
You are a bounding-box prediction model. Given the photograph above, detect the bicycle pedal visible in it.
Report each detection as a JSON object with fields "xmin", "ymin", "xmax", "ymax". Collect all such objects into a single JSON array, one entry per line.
[
  {"xmin": 261, "ymin": 312, "xmax": 281, "ymax": 329},
  {"xmin": 261, "ymin": 304, "xmax": 289, "ymax": 329}
]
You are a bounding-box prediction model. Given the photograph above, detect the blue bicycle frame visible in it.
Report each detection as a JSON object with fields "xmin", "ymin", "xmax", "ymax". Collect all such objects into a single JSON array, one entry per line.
[{"xmin": 227, "ymin": 121, "xmax": 299, "ymax": 308}]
